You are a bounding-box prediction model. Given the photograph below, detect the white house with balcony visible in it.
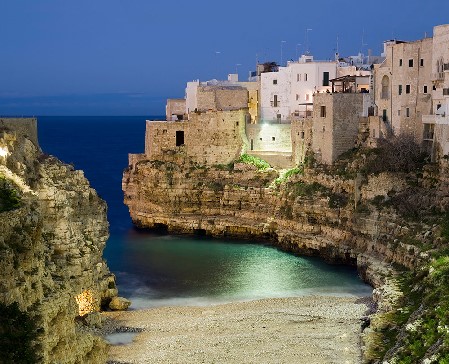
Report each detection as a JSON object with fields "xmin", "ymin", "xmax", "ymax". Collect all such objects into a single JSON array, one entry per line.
[{"xmin": 260, "ymin": 55, "xmax": 337, "ymax": 122}]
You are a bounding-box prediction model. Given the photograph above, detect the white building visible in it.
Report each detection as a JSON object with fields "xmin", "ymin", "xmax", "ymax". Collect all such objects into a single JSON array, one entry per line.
[{"xmin": 260, "ymin": 55, "xmax": 337, "ymax": 122}]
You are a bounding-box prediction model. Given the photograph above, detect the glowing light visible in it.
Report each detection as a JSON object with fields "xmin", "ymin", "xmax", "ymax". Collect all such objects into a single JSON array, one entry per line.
[{"xmin": 0, "ymin": 146, "xmax": 9, "ymax": 158}]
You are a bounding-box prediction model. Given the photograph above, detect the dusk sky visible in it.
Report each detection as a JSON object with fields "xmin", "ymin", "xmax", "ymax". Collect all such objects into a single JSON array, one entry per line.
[{"xmin": 1, "ymin": 1, "xmax": 448, "ymax": 116}]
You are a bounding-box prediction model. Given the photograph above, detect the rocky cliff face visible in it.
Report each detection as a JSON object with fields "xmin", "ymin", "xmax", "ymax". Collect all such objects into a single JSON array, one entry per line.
[
  {"xmin": 0, "ymin": 119, "xmax": 117, "ymax": 363},
  {"xmin": 123, "ymin": 152, "xmax": 449, "ymax": 362}
]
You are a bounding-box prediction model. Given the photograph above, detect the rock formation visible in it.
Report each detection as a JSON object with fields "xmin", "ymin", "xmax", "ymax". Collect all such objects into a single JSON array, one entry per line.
[
  {"xmin": 123, "ymin": 147, "xmax": 449, "ymax": 362},
  {"xmin": 0, "ymin": 118, "xmax": 118, "ymax": 363}
]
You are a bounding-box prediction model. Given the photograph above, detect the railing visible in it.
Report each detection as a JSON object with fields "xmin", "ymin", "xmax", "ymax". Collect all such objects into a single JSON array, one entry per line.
[
  {"xmin": 431, "ymin": 72, "xmax": 444, "ymax": 81},
  {"xmin": 270, "ymin": 101, "xmax": 280, "ymax": 107}
]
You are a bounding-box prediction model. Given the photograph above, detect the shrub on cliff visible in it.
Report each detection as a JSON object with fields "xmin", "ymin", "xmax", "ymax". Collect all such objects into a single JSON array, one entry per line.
[
  {"xmin": 236, "ymin": 154, "xmax": 271, "ymax": 171},
  {"xmin": 0, "ymin": 176, "xmax": 21, "ymax": 212},
  {"xmin": 363, "ymin": 134, "xmax": 427, "ymax": 174},
  {"xmin": 0, "ymin": 302, "xmax": 40, "ymax": 363}
]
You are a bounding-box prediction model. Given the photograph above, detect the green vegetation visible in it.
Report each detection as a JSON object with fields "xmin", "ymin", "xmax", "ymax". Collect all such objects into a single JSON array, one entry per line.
[
  {"xmin": 0, "ymin": 176, "xmax": 21, "ymax": 212},
  {"xmin": 274, "ymin": 166, "xmax": 304, "ymax": 186},
  {"xmin": 289, "ymin": 181, "xmax": 329, "ymax": 197},
  {"xmin": 0, "ymin": 302, "xmax": 40, "ymax": 363},
  {"xmin": 214, "ymin": 162, "xmax": 235, "ymax": 171},
  {"xmin": 236, "ymin": 154, "xmax": 270, "ymax": 171}
]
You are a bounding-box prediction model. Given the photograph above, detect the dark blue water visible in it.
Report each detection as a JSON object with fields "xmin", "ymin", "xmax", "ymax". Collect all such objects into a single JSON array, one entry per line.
[{"xmin": 38, "ymin": 116, "xmax": 371, "ymax": 308}]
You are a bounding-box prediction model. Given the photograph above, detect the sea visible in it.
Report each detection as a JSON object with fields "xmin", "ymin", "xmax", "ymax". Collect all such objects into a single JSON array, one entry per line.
[{"xmin": 38, "ymin": 116, "xmax": 372, "ymax": 308}]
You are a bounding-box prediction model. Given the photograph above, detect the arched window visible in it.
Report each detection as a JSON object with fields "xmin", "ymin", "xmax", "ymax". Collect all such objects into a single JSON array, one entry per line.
[{"xmin": 381, "ymin": 75, "xmax": 389, "ymax": 99}]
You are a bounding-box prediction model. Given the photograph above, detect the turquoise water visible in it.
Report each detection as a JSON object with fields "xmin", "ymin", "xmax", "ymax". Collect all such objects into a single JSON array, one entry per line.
[
  {"xmin": 38, "ymin": 116, "xmax": 372, "ymax": 308},
  {"xmin": 107, "ymin": 230, "xmax": 372, "ymax": 308}
]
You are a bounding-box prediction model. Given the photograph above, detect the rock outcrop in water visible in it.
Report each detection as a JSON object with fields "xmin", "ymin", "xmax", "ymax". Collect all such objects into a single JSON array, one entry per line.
[{"xmin": 0, "ymin": 118, "xmax": 118, "ymax": 363}]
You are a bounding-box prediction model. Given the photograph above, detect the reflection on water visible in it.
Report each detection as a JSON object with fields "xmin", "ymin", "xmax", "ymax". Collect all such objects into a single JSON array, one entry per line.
[
  {"xmin": 105, "ymin": 229, "xmax": 372, "ymax": 309},
  {"xmin": 106, "ymin": 332, "xmax": 138, "ymax": 345}
]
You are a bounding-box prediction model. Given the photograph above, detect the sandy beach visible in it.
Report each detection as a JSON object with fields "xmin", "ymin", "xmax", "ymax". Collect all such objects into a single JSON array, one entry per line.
[{"xmin": 104, "ymin": 296, "xmax": 370, "ymax": 364}]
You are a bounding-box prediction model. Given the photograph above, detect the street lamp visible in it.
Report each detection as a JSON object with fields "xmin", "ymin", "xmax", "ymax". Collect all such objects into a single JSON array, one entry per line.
[
  {"xmin": 305, "ymin": 29, "xmax": 312, "ymax": 55},
  {"xmin": 280, "ymin": 40, "xmax": 286, "ymax": 66},
  {"xmin": 296, "ymin": 43, "xmax": 302, "ymax": 59}
]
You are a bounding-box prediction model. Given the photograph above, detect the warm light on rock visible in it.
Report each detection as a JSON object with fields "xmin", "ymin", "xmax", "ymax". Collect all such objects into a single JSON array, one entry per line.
[
  {"xmin": 0, "ymin": 146, "xmax": 9, "ymax": 158},
  {"xmin": 75, "ymin": 289, "xmax": 99, "ymax": 316}
]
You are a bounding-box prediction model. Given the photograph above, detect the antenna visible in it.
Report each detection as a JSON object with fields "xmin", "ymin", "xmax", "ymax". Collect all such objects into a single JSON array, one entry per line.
[
  {"xmin": 360, "ymin": 29, "xmax": 368, "ymax": 55},
  {"xmin": 305, "ymin": 28, "xmax": 312, "ymax": 55}
]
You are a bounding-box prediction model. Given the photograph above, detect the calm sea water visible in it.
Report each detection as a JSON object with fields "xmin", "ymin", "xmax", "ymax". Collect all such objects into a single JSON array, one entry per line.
[{"xmin": 38, "ymin": 116, "xmax": 372, "ymax": 308}]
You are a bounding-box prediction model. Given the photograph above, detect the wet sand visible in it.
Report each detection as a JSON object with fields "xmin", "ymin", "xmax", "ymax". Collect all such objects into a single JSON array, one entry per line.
[{"xmin": 104, "ymin": 296, "xmax": 369, "ymax": 364}]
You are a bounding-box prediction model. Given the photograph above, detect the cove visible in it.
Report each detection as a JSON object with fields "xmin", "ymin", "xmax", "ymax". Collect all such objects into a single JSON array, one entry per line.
[{"xmin": 106, "ymin": 229, "xmax": 372, "ymax": 309}]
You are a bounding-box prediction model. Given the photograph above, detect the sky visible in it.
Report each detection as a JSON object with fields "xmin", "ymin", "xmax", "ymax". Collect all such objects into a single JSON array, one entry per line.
[{"xmin": 1, "ymin": 1, "xmax": 448, "ymax": 116}]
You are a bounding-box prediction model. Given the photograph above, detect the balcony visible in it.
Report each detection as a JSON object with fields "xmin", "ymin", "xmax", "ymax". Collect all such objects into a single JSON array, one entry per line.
[
  {"xmin": 422, "ymin": 114, "xmax": 449, "ymax": 125},
  {"xmin": 431, "ymin": 72, "xmax": 444, "ymax": 81},
  {"xmin": 270, "ymin": 100, "xmax": 280, "ymax": 107}
]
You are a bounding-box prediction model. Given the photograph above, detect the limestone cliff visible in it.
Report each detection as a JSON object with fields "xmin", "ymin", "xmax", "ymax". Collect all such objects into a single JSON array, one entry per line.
[
  {"xmin": 123, "ymin": 149, "xmax": 449, "ymax": 363},
  {"xmin": 0, "ymin": 118, "xmax": 118, "ymax": 363}
]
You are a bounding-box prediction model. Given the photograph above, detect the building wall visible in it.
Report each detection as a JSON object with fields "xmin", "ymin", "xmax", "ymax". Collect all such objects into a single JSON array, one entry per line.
[
  {"xmin": 246, "ymin": 123, "xmax": 292, "ymax": 153},
  {"xmin": 260, "ymin": 68, "xmax": 291, "ymax": 122},
  {"xmin": 312, "ymin": 93, "xmax": 367, "ymax": 164},
  {"xmin": 374, "ymin": 38, "xmax": 433, "ymax": 140},
  {"xmin": 0, "ymin": 118, "xmax": 38, "ymax": 147},
  {"xmin": 291, "ymin": 118, "xmax": 313, "ymax": 164},
  {"xmin": 166, "ymin": 99, "xmax": 186, "ymax": 121},
  {"xmin": 259, "ymin": 57, "xmax": 337, "ymax": 122},
  {"xmin": 196, "ymin": 86, "xmax": 248, "ymax": 112},
  {"xmin": 144, "ymin": 109, "xmax": 248, "ymax": 165}
]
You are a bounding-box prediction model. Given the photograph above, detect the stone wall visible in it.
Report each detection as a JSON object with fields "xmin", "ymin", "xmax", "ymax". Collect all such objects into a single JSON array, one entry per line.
[
  {"xmin": 312, "ymin": 93, "xmax": 367, "ymax": 164},
  {"xmin": 142, "ymin": 109, "xmax": 248, "ymax": 166},
  {"xmin": 291, "ymin": 118, "xmax": 313, "ymax": 164},
  {"xmin": 166, "ymin": 98, "xmax": 186, "ymax": 120},
  {"xmin": 196, "ymin": 86, "xmax": 248, "ymax": 112},
  {"xmin": 246, "ymin": 123, "xmax": 292, "ymax": 153},
  {"xmin": 0, "ymin": 117, "xmax": 39, "ymax": 147}
]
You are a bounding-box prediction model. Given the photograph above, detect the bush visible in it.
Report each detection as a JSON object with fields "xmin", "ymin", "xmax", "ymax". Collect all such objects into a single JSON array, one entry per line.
[
  {"xmin": 0, "ymin": 177, "xmax": 21, "ymax": 212},
  {"xmin": 364, "ymin": 134, "xmax": 427, "ymax": 174},
  {"xmin": 236, "ymin": 154, "xmax": 270, "ymax": 171},
  {"xmin": 0, "ymin": 302, "xmax": 40, "ymax": 363}
]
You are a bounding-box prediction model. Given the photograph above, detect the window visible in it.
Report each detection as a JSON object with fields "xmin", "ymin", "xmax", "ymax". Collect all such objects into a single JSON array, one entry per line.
[
  {"xmin": 296, "ymin": 94, "xmax": 299, "ymax": 101},
  {"xmin": 409, "ymin": 59, "xmax": 414, "ymax": 67},
  {"xmin": 323, "ymin": 72, "xmax": 330, "ymax": 86},
  {"xmin": 304, "ymin": 73, "xmax": 308, "ymax": 81},
  {"xmin": 399, "ymin": 59, "xmax": 403, "ymax": 67},
  {"xmin": 301, "ymin": 131, "xmax": 305, "ymax": 139},
  {"xmin": 272, "ymin": 136, "xmax": 276, "ymax": 141},
  {"xmin": 406, "ymin": 108, "xmax": 410, "ymax": 117},
  {"xmin": 443, "ymin": 88, "xmax": 449, "ymax": 96},
  {"xmin": 175, "ymin": 130, "xmax": 184, "ymax": 146},
  {"xmin": 273, "ymin": 95, "xmax": 278, "ymax": 107},
  {"xmin": 420, "ymin": 59, "xmax": 424, "ymax": 67},
  {"xmin": 381, "ymin": 75, "xmax": 389, "ymax": 99},
  {"xmin": 424, "ymin": 85, "xmax": 428, "ymax": 94},
  {"xmin": 382, "ymin": 109, "xmax": 387, "ymax": 122},
  {"xmin": 297, "ymin": 74, "xmax": 301, "ymax": 82},
  {"xmin": 399, "ymin": 85, "xmax": 402, "ymax": 95},
  {"xmin": 305, "ymin": 94, "xmax": 310, "ymax": 101},
  {"xmin": 423, "ymin": 123, "xmax": 435, "ymax": 140},
  {"xmin": 320, "ymin": 105, "xmax": 326, "ymax": 117},
  {"xmin": 273, "ymin": 79, "xmax": 277, "ymax": 85},
  {"xmin": 406, "ymin": 85, "xmax": 411, "ymax": 94},
  {"xmin": 276, "ymin": 114, "xmax": 281, "ymax": 122},
  {"xmin": 398, "ymin": 110, "xmax": 401, "ymax": 116}
]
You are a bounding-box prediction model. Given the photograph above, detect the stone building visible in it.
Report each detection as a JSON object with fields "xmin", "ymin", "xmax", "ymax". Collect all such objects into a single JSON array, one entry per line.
[
  {"xmin": 311, "ymin": 92, "xmax": 371, "ymax": 164},
  {"xmin": 373, "ymin": 37, "xmax": 433, "ymax": 141},
  {"xmin": 422, "ymin": 24, "xmax": 449, "ymax": 158}
]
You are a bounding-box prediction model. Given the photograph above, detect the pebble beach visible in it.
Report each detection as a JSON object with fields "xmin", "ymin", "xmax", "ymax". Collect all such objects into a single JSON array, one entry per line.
[{"xmin": 104, "ymin": 295, "xmax": 370, "ymax": 364}]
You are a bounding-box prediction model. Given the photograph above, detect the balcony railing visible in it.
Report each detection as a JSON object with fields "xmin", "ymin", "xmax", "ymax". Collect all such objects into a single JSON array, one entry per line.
[
  {"xmin": 431, "ymin": 72, "xmax": 444, "ymax": 81},
  {"xmin": 270, "ymin": 101, "xmax": 280, "ymax": 107}
]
